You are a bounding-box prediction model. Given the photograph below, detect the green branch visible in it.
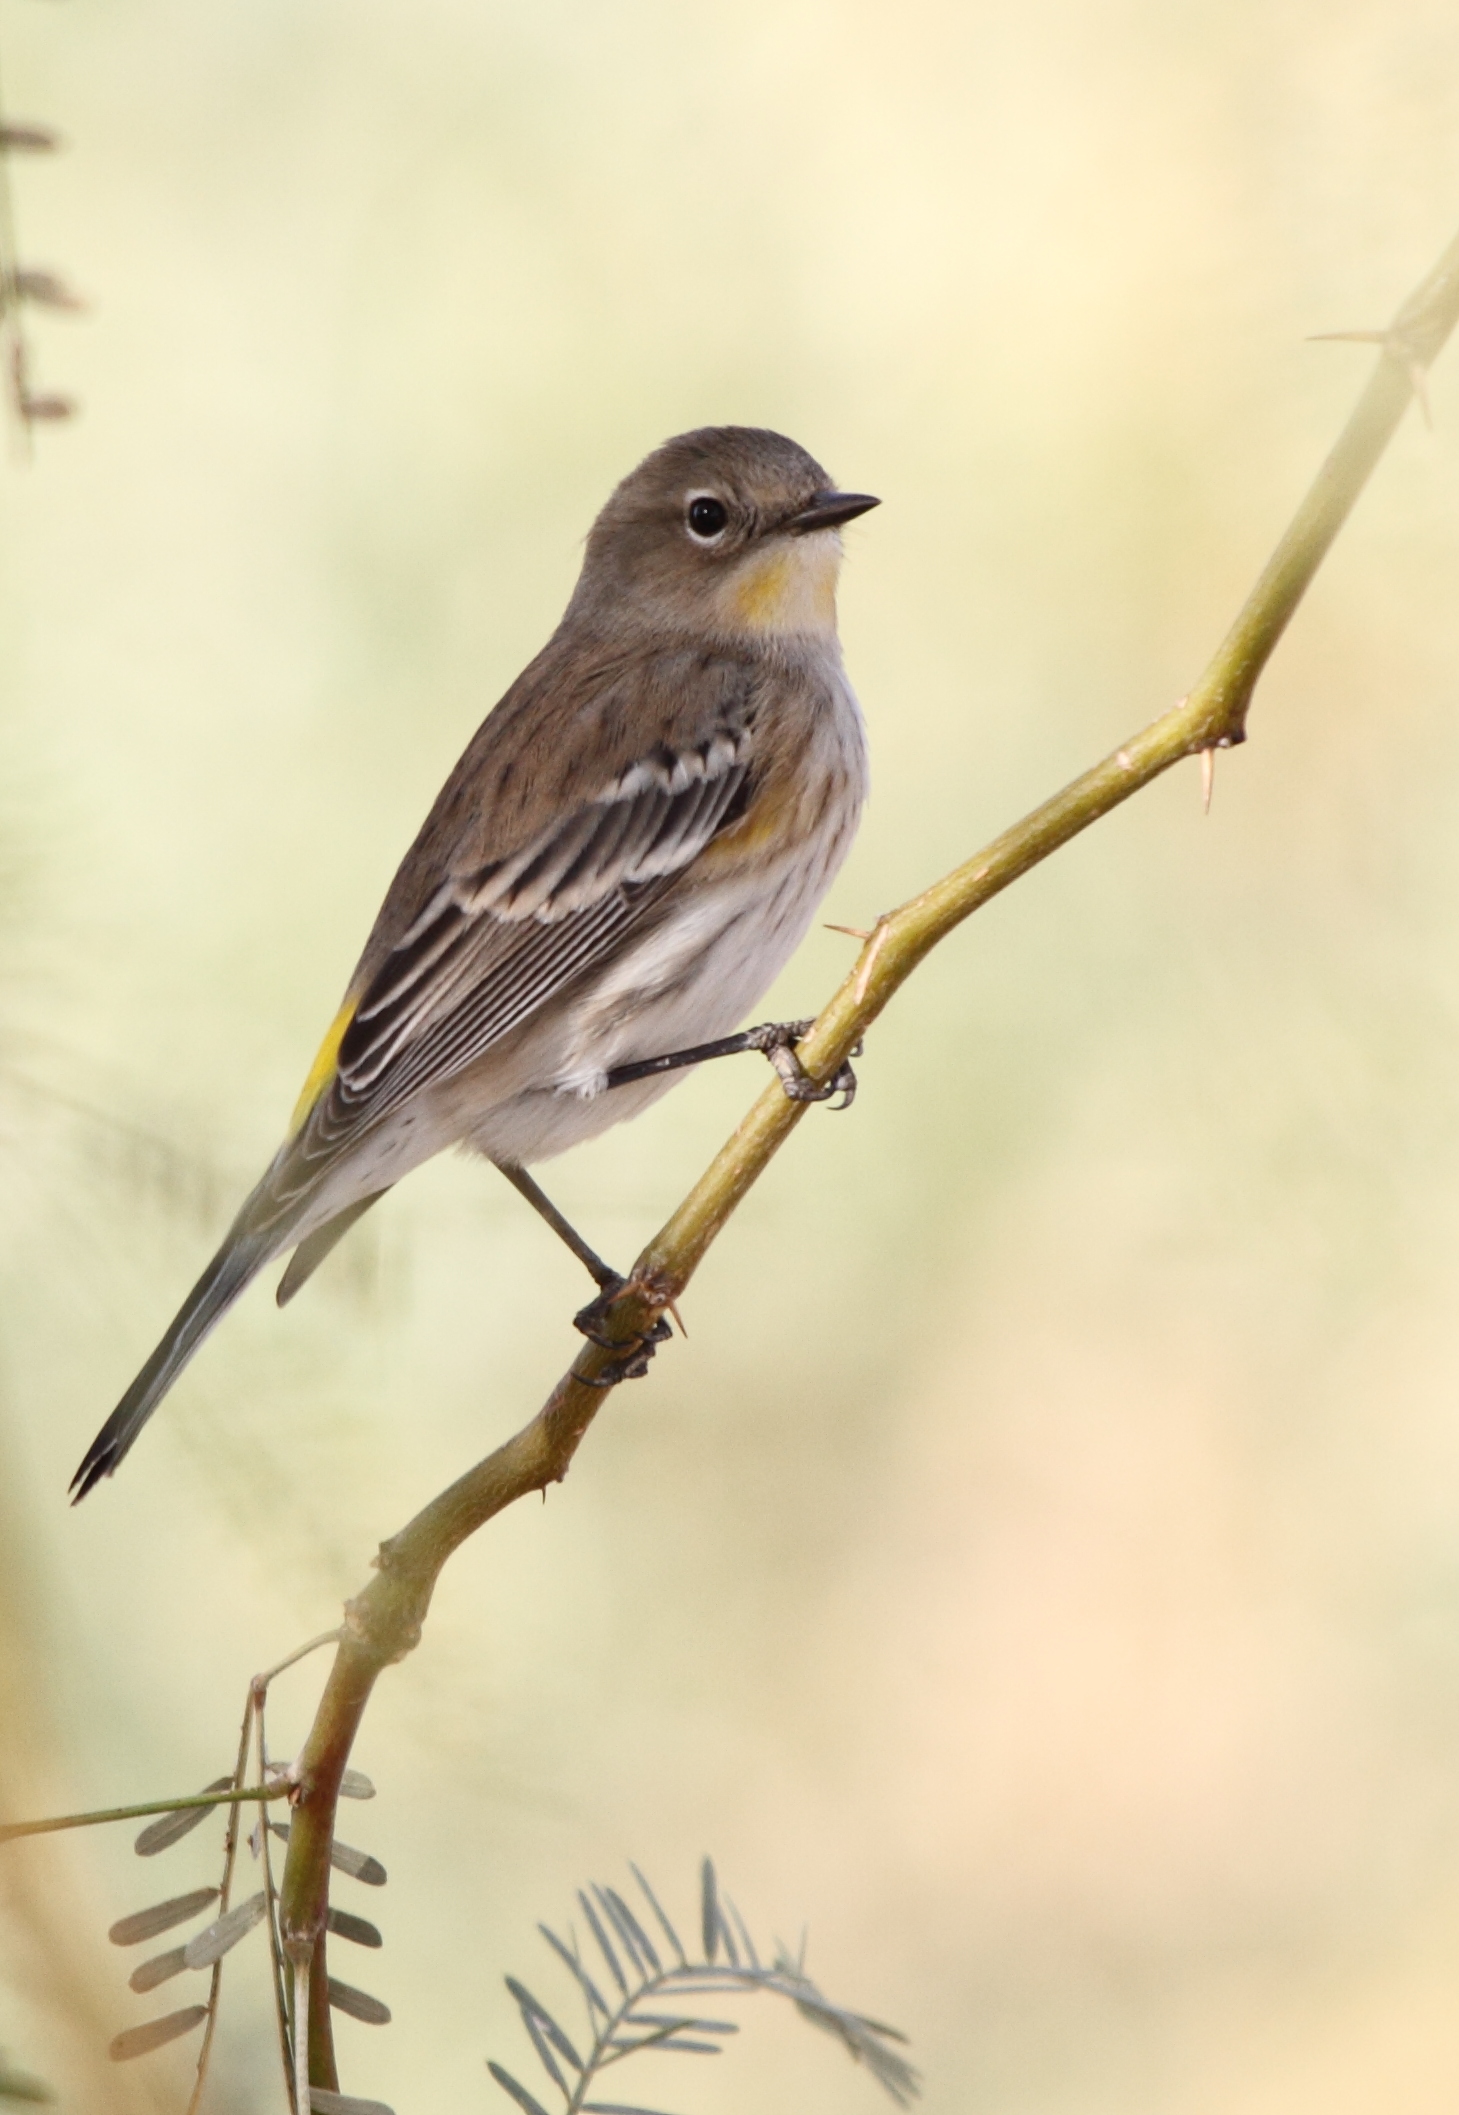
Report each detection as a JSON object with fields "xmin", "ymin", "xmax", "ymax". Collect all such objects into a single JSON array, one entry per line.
[
  {"xmin": 0, "ymin": 1783, "xmax": 287, "ymax": 1845},
  {"xmin": 277, "ymin": 224, "xmax": 1459, "ymax": 2092}
]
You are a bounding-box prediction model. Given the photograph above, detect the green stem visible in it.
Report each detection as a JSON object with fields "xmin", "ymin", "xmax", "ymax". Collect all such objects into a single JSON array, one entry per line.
[{"xmin": 0, "ymin": 1779, "xmax": 288, "ymax": 1843}]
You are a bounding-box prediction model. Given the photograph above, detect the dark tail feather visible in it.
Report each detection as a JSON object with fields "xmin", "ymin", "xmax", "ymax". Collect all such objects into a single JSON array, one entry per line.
[
  {"xmin": 275, "ymin": 1189, "xmax": 389, "ymax": 1308},
  {"xmin": 70, "ymin": 1225, "xmax": 279, "ymax": 1502}
]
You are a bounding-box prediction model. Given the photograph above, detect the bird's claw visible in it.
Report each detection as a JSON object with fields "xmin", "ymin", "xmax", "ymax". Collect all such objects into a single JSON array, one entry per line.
[
  {"xmin": 775, "ymin": 1054, "xmax": 858, "ymax": 1109},
  {"xmin": 746, "ymin": 1020, "xmax": 861, "ymax": 1111},
  {"xmin": 573, "ymin": 1278, "xmax": 672, "ymax": 1386}
]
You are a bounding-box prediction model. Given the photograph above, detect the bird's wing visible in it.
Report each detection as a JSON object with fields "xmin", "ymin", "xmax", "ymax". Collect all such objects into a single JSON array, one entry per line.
[{"xmin": 276, "ymin": 721, "xmax": 754, "ymax": 1201}]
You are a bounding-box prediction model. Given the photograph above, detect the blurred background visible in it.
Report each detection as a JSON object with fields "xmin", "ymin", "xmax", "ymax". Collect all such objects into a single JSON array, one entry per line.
[{"xmin": 3, "ymin": 0, "xmax": 1459, "ymax": 2108}]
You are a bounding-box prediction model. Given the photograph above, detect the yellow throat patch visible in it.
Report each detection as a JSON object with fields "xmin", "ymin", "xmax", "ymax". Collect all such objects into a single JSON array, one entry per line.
[{"xmin": 724, "ymin": 534, "xmax": 841, "ymax": 636}]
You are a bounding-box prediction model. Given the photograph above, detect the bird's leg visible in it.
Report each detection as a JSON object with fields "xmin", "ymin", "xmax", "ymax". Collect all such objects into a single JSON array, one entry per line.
[
  {"xmin": 494, "ymin": 1162, "xmax": 670, "ymax": 1383},
  {"xmin": 604, "ymin": 1019, "xmax": 860, "ymax": 1110},
  {"xmin": 495, "ymin": 1161, "xmax": 620, "ymax": 1288}
]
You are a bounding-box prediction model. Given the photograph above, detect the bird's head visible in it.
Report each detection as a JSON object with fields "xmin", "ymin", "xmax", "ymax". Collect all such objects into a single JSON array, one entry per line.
[{"xmin": 573, "ymin": 425, "xmax": 879, "ymax": 644}]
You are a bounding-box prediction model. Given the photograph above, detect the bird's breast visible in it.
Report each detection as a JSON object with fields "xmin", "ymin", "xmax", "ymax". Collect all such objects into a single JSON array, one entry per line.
[{"xmin": 702, "ymin": 655, "xmax": 867, "ymax": 873}]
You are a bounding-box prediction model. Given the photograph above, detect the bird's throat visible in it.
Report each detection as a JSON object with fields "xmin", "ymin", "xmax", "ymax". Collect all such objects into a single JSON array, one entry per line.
[{"xmin": 722, "ymin": 534, "xmax": 841, "ymax": 638}]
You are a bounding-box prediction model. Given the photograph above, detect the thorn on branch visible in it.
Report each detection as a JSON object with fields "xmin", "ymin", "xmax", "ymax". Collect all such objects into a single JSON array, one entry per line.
[
  {"xmin": 854, "ymin": 918, "xmax": 892, "ymax": 1006},
  {"xmin": 1310, "ymin": 327, "xmax": 1434, "ymax": 427}
]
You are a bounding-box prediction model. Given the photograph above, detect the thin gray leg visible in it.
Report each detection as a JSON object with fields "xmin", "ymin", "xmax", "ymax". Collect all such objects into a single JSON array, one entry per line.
[
  {"xmin": 604, "ymin": 1018, "xmax": 859, "ymax": 1108},
  {"xmin": 495, "ymin": 1161, "xmax": 619, "ymax": 1289}
]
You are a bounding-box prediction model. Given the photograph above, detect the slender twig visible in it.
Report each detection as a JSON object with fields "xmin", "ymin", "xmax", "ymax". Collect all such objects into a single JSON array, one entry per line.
[
  {"xmin": 254, "ymin": 1692, "xmax": 297, "ymax": 2108},
  {"xmin": 0, "ymin": 1628, "xmax": 338, "ymax": 1843},
  {"xmin": 257, "ymin": 1627, "xmax": 343, "ymax": 1690},
  {"xmin": 0, "ymin": 1779, "xmax": 289, "ymax": 1843},
  {"xmin": 184, "ymin": 1698, "xmax": 254, "ymax": 2115},
  {"xmin": 268, "ymin": 227, "xmax": 1459, "ymax": 2083}
]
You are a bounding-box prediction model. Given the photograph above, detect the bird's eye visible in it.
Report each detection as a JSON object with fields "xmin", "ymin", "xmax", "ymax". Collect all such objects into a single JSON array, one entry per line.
[{"xmin": 686, "ymin": 495, "xmax": 729, "ymax": 540}]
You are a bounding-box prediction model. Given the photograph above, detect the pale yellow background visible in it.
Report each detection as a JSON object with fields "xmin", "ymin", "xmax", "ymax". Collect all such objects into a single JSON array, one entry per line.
[{"xmin": 3, "ymin": 3, "xmax": 1459, "ymax": 2111}]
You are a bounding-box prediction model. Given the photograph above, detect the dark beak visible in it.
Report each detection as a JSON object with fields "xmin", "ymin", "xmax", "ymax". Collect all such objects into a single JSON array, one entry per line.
[{"xmin": 786, "ymin": 489, "xmax": 881, "ymax": 534}]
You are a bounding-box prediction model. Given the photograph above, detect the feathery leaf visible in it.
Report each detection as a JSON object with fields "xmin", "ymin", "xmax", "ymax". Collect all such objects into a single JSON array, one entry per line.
[
  {"xmin": 538, "ymin": 1924, "xmax": 608, "ymax": 2019},
  {"xmin": 496, "ymin": 1861, "xmax": 918, "ymax": 2110},
  {"xmin": 622, "ymin": 2013, "xmax": 736, "ymax": 2035},
  {"xmin": 109, "ymin": 1886, "xmax": 219, "ymax": 1947},
  {"xmin": 327, "ymin": 1979, "xmax": 391, "ymax": 2026},
  {"xmin": 602, "ymin": 1887, "xmax": 659, "ymax": 1974},
  {"xmin": 271, "ymin": 1823, "xmax": 387, "ymax": 1886},
  {"xmin": 486, "ymin": 2061, "xmax": 551, "ymax": 2115},
  {"xmin": 128, "ymin": 1946, "xmax": 187, "ymax": 1995},
  {"xmin": 520, "ymin": 2012, "xmax": 566, "ymax": 2097},
  {"xmin": 327, "ymin": 1906, "xmax": 384, "ymax": 1949},
  {"xmin": 134, "ymin": 1778, "xmax": 232, "ymax": 1856},
  {"xmin": 581, "ymin": 2102, "xmax": 680, "ymax": 2114},
  {"xmin": 108, "ymin": 2007, "xmax": 208, "ymax": 2061},
  {"xmin": 182, "ymin": 1890, "xmax": 267, "ymax": 1970},
  {"xmin": 723, "ymin": 1894, "xmax": 759, "ymax": 1969},
  {"xmin": 505, "ymin": 1978, "xmax": 581, "ymax": 2069},
  {"xmin": 699, "ymin": 1859, "xmax": 718, "ymax": 1965},
  {"xmin": 592, "ymin": 1887, "xmax": 648, "ymax": 1978},
  {"xmin": 629, "ymin": 1866, "xmax": 686, "ymax": 1967},
  {"xmin": 577, "ymin": 1891, "xmax": 628, "ymax": 1996}
]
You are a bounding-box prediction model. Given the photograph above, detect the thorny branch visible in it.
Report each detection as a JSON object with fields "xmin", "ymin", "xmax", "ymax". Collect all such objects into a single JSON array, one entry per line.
[
  {"xmin": 0, "ymin": 213, "xmax": 1383, "ymax": 2096},
  {"xmin": 2, "ymin": 227, "xmax": 1454, "ymax": 2110},
  {"xmin": 274, "ymin": 226, "xmax": 1459, "ymax": 2095}
]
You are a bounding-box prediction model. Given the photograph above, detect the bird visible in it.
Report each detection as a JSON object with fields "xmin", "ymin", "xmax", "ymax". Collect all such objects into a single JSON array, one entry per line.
[{"xmin": 71, "ymin": 426, "xmax": 878, "ymax": 1500}]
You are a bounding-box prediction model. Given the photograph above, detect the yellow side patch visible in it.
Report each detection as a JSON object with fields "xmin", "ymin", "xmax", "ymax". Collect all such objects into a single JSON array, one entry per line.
[{"xmin": 289, "ymin": 995, "xmax": 357, "ymax": 1134}]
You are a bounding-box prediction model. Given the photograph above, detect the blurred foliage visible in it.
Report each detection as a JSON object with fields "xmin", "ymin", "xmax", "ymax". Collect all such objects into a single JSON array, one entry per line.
[
  {"xmin": 0, "ymin": 2048, "xmax": 51, "ymax": 2104},
  {"xmin": 490, "ymin": 1858, "xmax": 918, "ymax": 2114},
  {"xmin": 2, "ymin": 1, "xmax": 1459, "ymax": 2111}
]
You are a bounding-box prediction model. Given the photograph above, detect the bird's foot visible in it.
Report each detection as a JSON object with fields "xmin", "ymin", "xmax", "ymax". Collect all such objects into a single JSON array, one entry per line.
[
  {"xmin": 573, "ymin": 1275, "xmax": 672, "ymax": 1387},
  {"xmin": 742, "ymin": 1019, "xmax": 861, "ymax": 1110}
]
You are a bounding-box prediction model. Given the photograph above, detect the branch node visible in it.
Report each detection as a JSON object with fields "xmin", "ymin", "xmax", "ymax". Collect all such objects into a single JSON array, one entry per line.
[
  {"xmin": 1310, "ymin": 326, "xmax": 1434, "ymax": 426},
  {"xmin": 343, "ymin": 1588, "xmax": 422, "ymax": 1663},
  {"xmin": 853, "ymin": 917, "xmax": 893, "ymax": 1007}
]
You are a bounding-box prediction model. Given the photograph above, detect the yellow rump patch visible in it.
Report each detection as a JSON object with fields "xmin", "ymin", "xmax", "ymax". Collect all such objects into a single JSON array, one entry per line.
[{"xmin": 289, "ymin": 995, "xmax": 357, "ymax": 1134}]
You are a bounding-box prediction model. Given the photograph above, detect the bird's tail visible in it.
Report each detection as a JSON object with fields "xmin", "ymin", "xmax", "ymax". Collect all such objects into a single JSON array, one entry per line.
[{"xmin": 70, "ymin": 1212, "xmax": 285, "ymax": 1502}]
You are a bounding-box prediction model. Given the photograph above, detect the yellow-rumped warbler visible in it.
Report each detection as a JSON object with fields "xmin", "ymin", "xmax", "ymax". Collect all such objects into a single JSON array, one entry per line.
[{"xmin": 72, "ymin": 427, "xmax": 877, "ymax": 1498}]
